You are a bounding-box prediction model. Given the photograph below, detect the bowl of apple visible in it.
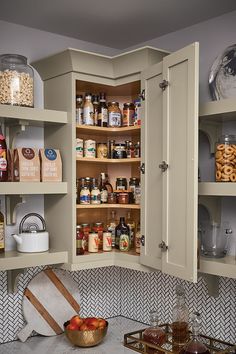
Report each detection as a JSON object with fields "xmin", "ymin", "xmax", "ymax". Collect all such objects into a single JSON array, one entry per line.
[{"xmin": 64, "ymin": 315, "xmax": 108, "ymax": 347}]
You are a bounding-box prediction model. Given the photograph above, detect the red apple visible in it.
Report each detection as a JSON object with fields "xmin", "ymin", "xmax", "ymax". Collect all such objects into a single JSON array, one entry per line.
[
  {"xmin": 80, "ymin": 323, "xmax": 89, "ymax": 331},
  {"xmin": 66, "ymin": 323, "xmax": 78, "ymax": 331},
  {"xmin": 97, "ymin": 318, "xmax": 106, "ymax": 328},
  {"xmin": 87, "ymin": 324, "xmax": 97, "ymax": 330},
  {"xmin": 85, "ymin": 317, "xmax": 99, "ymax": 328},
  {"xmin": 70, "ymin": 315, "xmax": 84, "ymax": 328}
]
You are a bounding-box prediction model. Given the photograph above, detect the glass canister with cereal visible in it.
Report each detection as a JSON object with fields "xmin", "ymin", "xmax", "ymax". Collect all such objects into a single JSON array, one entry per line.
[{"xmin": 215, "ymin": 134, "xmax": 236, "ymax": 182}]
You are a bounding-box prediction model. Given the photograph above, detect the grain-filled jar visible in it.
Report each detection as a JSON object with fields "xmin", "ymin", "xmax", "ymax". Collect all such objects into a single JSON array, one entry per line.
[
  {"xmin": 97, "ymin": 142, "xmax": 108, "ymax": 159},
  {"xmin": 108, "ymin": 102, "xmax": 122, "ymax": 127},
  {"xmin": 215, "ymin": 134, "xmax": 236, "ymax": 182},
  {"xmin": 0, "ymin": 54, "xmax": 34, "ymax": 107},
  {"xmin": 123, "ymin": 103, "xmax": 135, "ymax": 126}
]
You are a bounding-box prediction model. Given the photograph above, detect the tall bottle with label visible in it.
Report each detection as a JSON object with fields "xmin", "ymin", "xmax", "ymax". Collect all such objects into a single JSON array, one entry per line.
[
  {"xmin": 0, "ymin": 126, "xmax": 8, "ymax": 182},
  {"xmin": 76, "ymin": 94, "xmax": 83, "ymax": 125},
  {"xmin": 126, "ymin": 211, "xmax": 135, "ymax": 249},
  {"xmin": 83, "ymin": 93, "xmax": 94, "ymax": 126},
  {"xmin": 115, "ymin": 217, "xmax": 130, "ymax": 251},
  {"xmin": 107, "ymin": 210, "xmax": 118, "ymax": 248},
  {"xmin": 92, "ymin": 95, "xmax": 99, "ymax": 126},
  {"xmin": 172, "ymin": 284, "xmax": 189, "ymax": 346},
  {"xmin": 97, "ymin": 93, "xmax": 108, "ymax": 127},
  {"xmin": 100, "ymin": 172, "xmax": 108, "ymax": 204},
  {"xmin": 0, "ymin": 201, "xmax": 5, "ymax": 253}
]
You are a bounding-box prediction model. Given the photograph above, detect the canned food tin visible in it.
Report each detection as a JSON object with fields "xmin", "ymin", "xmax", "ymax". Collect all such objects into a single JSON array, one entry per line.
[
  {"xmin": 103, "ymin": 232, "xmax": 112, "ymax": 251},
  {"xmin": 84, "ymin": 139, "xmax": 96, "ymax": 158},
  {"xmin": 76, "ymin": 138, "xmax": 83, "ymax": 158},
  {"xmin": 88, "ymin": 233, "xmax": 99, "ymax": 252}
]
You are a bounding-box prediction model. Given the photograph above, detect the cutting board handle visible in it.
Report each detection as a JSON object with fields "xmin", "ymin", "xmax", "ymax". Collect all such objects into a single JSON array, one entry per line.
[{"xmin": 17, "ymin": 323, "xmax": 33, "ymax": 342}]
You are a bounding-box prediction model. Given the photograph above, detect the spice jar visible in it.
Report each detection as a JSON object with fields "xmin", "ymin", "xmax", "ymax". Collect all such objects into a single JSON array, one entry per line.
[
  {"xmin": 97, "ymin": 143, "xmax": 108, "ymax": 159},
  {"xmin": 215, "ymin": 134, "xmax": 236, "ymax": 182},
  {"xmin": 92, "ymin": 222, "xmax": 104, "ymax": 250},
  {"xmin": 108, "ymin": 192, "xmax": 117, "ymax": 204},
  {"xmin": 116, "ymin": 177, "xmax": 127, "ymax": 190},
  {"xmin": 118, "ymin": 192, "xmax": 129, "ymax": 204},
  {"xmin": 123, "ymin": 103, "xmax": 135, "ymax": 126},
  {"xmin": 129, "ymin": 177, "xmax": 140, "ymax": 203},
  {"xmin": 108, "ymin": 102, "xmax": 122, "ymax": 127},
  {"xmin": 0, "ymin": 54, "xmax": 34, "ymax": 107},
  {"xmin": 113, "ymin": 143, "xmax": 127, "ymax": 159}
]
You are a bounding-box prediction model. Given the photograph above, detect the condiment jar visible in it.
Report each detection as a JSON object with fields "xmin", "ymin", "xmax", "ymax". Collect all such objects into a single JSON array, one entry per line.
[
  {"xmin": 215, "ymin": 134, "xmax": 236, "ymax": 182},
  {"xmin": 103, "ymin": 232, "xmax": 112, "ymax": 251},
  {"xmin": 81, "ymin": 223, "xmax": 90, "ymax": 251},
  {"xmin": 116, "ymin": 177, "xmax": 127, "ymax": 190},
  {"xmin": 107, "ymin": 192, "xmax": 117, "ymax": 204},
  {"xmin": 92, "ymin": 222, "xmax": 104, "ymax": 250},
  {"xmin": 97, "ymin": 142, "xmax": 108, "ymax": 159},
  {"xmin": 76, "ymin": 224, "xmax": 85, "ymax": 255},
  {"xmin": 118, "ymin": 192, "xmax": 129, "ymax": 204},
  {"xmin": 123, "ymin": 103, "xmax": 135, "ymax": 126},
  {"xmin": 88, "ymin": 233, "xmax": 99, "ymax": 253},
  {"xmin": 0, "ymin": 54, "xmax": 34, "ymax": 107},
  {"xmin": 108, "ymin": 102, "xmax": 122, "ymax": 127},
  {"xmin": 113, "ymin": 143, "xmax": 127, "ymax": 159},
  {"xmin": 90, "ymin": 178, "xmax": 101, "ymax": 205}
]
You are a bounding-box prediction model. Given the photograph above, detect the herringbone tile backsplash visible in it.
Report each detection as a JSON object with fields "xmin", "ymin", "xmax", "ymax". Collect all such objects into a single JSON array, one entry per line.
[{"xmin": 0, "ymin": 266, "xmax": 235, "ymax": 344}]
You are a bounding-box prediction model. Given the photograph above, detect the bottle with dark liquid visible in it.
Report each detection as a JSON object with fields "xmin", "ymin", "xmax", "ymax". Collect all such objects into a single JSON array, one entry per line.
[
  {"xmin": 143, "ymin": 310, "xmax": 166, "ymax": 354},
  {"xmin": 0, "ymin": 126, "xmax": 8, "ymax": 182},
  {"xmin": 115, "ymin": 216, "xmax": 129, "ymax": 250},
  {"xmin": 172, "ymin": 284, "xmax": 189, "ymax": 346},
  {"xmin": 180, "ymin": 312, "xmax": 210, "ymax": 354},
  {"xmin": 97, "ymin": 92, "xmax": 108, "ymax": 127},
  {"xmin": 0, "ymin": 201, "xmax": 5, "ymax": 253}
]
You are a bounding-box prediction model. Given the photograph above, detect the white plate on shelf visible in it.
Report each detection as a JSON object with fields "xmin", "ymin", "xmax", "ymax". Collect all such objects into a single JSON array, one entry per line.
[{"xmin": 209, "ymin": 44, "xmax": 236, "ymax": 100}]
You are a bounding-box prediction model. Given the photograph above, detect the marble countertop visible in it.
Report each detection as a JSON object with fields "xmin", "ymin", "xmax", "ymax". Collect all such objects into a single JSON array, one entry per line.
[{"xmin": 0, "ymin": 317, "xmax": 148, "ymax": 354}]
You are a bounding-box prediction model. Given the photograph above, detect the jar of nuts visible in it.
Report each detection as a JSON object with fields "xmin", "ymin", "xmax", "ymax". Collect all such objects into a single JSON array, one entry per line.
[
  {"xmin": 215, "ymin": 134, "xmax": 236, "ymax": 182},
  {"xmin": 0, "ymin": 54, "xmax": 34, "ymax": 107}
]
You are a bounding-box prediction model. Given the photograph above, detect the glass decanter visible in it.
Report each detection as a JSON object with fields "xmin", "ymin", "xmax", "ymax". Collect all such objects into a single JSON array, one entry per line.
[
  {"xmin": 143, "ymin": 310, "xmax": 166, "ymax": 353},
  {"xmin": 172, "ymin": 284, "xmax": 189, "ymax": 346},
  {"xmin": 180, "ymin": 312, "xmax": 210, "ymax": 354}
]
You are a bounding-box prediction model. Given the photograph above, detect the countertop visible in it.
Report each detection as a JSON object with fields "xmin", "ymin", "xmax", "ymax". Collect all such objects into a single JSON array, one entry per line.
[{"xmin": 0, "ymin": 316, "xmax": 148, "ymax": 354}]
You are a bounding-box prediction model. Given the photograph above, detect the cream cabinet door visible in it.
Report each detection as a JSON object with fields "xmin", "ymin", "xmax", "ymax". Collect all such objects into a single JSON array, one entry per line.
[{"xmin": 140, "ymin": 43, "xmax": 199, "ymax": 283}]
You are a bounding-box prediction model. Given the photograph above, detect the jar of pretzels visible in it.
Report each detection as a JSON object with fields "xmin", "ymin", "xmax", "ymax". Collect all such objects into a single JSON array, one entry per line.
[{"xmin": 215, "ymin": 134, "xmax": 236, "ymax": 182}]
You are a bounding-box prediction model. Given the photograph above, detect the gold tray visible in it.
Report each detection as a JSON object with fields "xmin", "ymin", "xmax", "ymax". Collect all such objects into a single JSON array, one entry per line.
[{"xmin": 124, "ymin": 323, "xmax": 236, "ymax": 354}]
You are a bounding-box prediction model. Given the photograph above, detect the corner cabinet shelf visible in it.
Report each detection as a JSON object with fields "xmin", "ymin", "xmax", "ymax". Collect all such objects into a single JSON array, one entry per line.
[
  {"xmin": 0, "ymin": 104, "xmax": 69, "ymax": 276},
  {"xmin": 199, "ymin": 98, "xmax": 236, "ymax": 280},
  {"xmin": 77, "ymin": 204, "xmax": 140, "ymax": 209},
  {"xmin": 76, "ymin": 157, "xmax": 141, "ymax": 163},
  {"xmin": 76, "ymin": 125, "xmax": 140, "ymax": 136}
]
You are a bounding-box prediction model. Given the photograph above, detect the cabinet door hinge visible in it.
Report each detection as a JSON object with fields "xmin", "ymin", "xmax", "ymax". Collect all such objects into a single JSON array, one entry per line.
[
  {"xmin": 139, "ymin": 163, "xmax": 145, "ymax": 174},
  {"xmin": 159, "ymin": 79, "xmax": 169, "ymax": 91},
  {"xmin": 139, "ymin": 89, "xmax": 145, "ymax": 101},
  {"xmin": 141, "ymin": 235, "xmax": 145, "ymax": 246}
]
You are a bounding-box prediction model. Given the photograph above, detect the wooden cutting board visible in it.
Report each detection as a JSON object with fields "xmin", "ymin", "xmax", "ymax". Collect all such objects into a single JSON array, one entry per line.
[{"xmin": 17, "ymin": 268, "xmax": 80, "ymax": 342}]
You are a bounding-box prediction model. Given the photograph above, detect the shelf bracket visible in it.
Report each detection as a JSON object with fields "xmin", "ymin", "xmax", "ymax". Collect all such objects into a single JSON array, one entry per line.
[
  {"xmin": 5, "ymin": 195, "xmax": 26, "ymax": 225},
  {"xmin": 5, "ymin": 120, "xmax": 29, "ymax": 149},
  {"xmin": 199, "ymin": 273, "xmax": 219, "ymax": 298},
  {"xmin": 7, "ymin": 268, "xmax": 25, "ymax": 293},
  {"xmin": 199, "ymin": 121, "xmax": 221, "ymax": 154}
]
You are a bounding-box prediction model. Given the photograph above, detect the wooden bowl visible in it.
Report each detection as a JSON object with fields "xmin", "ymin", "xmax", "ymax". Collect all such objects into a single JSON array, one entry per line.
[{"xmin": 64, "ymin": 321, "xmax": 108, "ymax": 347}]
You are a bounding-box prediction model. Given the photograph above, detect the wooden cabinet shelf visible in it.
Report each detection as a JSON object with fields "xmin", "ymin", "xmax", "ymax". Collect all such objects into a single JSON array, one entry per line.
[
  {"xmin": 76, "ymin": 157, "xmax": 141, "ymax": 163},
  {"xmin": 76, "ymin": 204, "xmax": 140, "ymax": 209},
  {"xmin": 76, "ymin": 125, "xmax": 140, "ymax": 136},
  {"xmin": 0, "ymin": 182, "xmax": 67, "ymax": 195}
]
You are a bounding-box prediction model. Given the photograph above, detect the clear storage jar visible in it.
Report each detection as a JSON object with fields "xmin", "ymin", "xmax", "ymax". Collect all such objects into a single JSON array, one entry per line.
[
  {"xmin": 215, "ymin": 134, "xmax": 236, "ymax": 182},
  {"xmin": 0, "ymin": 54, "xmax": 34, "ymax": 107}
]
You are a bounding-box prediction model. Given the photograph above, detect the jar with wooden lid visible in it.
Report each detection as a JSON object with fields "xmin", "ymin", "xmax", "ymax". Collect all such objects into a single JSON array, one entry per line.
[
  {"xmin": 215, "ymin": 134, "xmax": 236, "ymax": 182},
  {"xmin": 108, "ymin": 101, "xmax": 122, "ymax": 127}
]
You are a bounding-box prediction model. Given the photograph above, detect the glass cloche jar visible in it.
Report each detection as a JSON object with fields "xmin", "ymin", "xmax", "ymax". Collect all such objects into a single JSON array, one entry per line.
[{"xmin": 0, "ymin": 54, "xmax": 34, "ymax": 107}]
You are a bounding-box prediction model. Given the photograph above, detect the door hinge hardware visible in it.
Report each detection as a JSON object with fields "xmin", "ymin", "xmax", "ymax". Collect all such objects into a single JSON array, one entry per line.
[
  {"xmin": 159, "ymin": 161, "xmax": 168, "ymax": 172},
  {"xmin": 141, "ymin": 235, "xmax": 145, "ymax": 246},
  {"xmin": 139, "ymin": 89, "xmax": 145, "ymax": 101},
  {"xmin": 159, "ymin": 79, "xmax": 169, "ymax": 91},
  {"xmin": 158, "ymin": 240, "xmax": 168, "ymax": 252},
  {"xmin": 140, "ymin": 163, "xmax": 145, "ymax": 174}
]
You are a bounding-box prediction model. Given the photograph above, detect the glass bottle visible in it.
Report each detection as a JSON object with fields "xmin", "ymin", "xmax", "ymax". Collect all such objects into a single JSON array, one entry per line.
[
  {"xmin": 143, "ymin": 310, "xmax": 166, "ymax": 353},
  {"xmin": 126, "ymin": 211, "xmax": 135, "ymax": 249},
  {"xmin": 107, "ymin": 210, "xmax": 118, "ymax": 248},
  {"xmin": 115, "ymin": 216, "xmax": 130, "ymax": 251},
  {"xmin": 0, "ymin": 201, "xmax": 5, "ymax": 253},
  {"xmin": 97, "ymin": 92, "xmax": 108, "ymax": 127},
  {"xmin": 172, "ymin": 284, "xmax": 189, "ymax": 346},
  {"xmin": 100, "ymin": 172, "xmax": 108, "ymax": 203},
  {"xmin": 0, "ymin": 54, "xmax": 34, "ymax": 107},
  {"xmin": 135, "ymin": 222, "xmax": 141, "ymax": 254},
  {"xmin": 180, "ymin": 313, "xmax": 210, "ymax": 354},
  {"xmin": 76, "ymin": 94, "xmax": 83, "ymax": 125},
  {"xmin": 90, "ymin": 178, "xmax": 101, "ymax": 205},
  {"xmin": 92, "ymin": 94, "xmax": 99, "ymax": 126},
  {"xmin": 83, "ymin": 93, "xmax": 94, "ymax": 126},
  {"xmin": 0, "ymin": 126, "xmax": 8, "ymax": 182},
  {"xmin": 76, "ymin": 224, "xmax": 85, "ymax": 255},
  {"xmin": 79, "ymin": 178, "xmax": 91, "ymax": 205},
  {"xmin": 108, "ymin": 101, "xmax": 122, "ymax": 127}
]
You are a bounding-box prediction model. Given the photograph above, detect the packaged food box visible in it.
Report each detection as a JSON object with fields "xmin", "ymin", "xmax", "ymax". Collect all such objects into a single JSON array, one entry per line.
[
  {"xmin": 39, "ymin": 148, "xmax": 62, "ymax": 182},
  {"xmin": 13, "ymin": 148, "xmax": 40, "ymax": 182}
]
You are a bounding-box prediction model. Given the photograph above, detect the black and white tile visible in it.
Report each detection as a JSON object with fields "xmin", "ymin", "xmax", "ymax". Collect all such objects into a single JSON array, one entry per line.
[{"xmin": 0, "ymin": 266, "xmax": 235, "ymax": 344}]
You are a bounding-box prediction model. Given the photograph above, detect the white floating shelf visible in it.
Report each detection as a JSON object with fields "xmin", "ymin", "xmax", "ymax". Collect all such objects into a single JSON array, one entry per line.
[
  {"xmin": 0, "ymin": 182, "xmax": 68, "ymax": 195},
  {"xmin": 200, "ymin": 256, "xmax": 236, "ymax": 279},
  {"xmin": 198, "ymin": 182, "xmax": 236, "ymax": 196}
]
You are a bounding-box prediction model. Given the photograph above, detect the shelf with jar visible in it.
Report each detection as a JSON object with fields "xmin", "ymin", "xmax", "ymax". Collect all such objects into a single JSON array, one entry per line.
[{"xmin": 76, "ymin": 125, "xmax": 140, "ymax": 136}]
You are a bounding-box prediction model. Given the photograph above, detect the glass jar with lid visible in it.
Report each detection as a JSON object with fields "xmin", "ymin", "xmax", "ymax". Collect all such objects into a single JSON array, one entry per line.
[
  {"xmin": 0, "ymin": 54, "xmax": 34, "ymax": 107},
  {"xmin": 215, "ymin": 134, "xmax": 236, "ymax": 182},
  {"xmin": 108, "ymin": 101, "xmax": 122, "ymax": 127},
  {"xmin": 123, "ymin": 102, "xmax": 135, "ymax": 126},
  {"xmin": 143, "ymin": 310, "xmax": 166, "ymax": 353},
  {"xmin": 116, "ymin": 177, "xmax": 127, "ymax": 190},
  {"xmin": 113, "ymin": 143, "xmax": 127, "ymax": 159}
]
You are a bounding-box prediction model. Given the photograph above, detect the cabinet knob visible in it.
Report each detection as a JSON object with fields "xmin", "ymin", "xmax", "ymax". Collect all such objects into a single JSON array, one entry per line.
[
  {"xmin": 158, "ymin": 240, "xmax": 168, "ymax": 252},
  {"xmin": 159, "ymin": 161, "xmax": 168, "ymax": 172},
  {"xmin": 159, "ymin": 79, "xmax": 169, "ymax": 91}
]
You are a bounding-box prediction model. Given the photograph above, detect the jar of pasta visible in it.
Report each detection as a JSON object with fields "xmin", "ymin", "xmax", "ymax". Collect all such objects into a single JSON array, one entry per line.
[{"xmin": 215, "ymin": 134, "xmax": 236, "ymax": 182}]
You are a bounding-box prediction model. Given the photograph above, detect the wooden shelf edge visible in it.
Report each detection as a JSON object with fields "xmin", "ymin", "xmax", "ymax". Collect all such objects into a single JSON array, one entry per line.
[
  {"xmin": 76, "ymin": 125, "xmax": 140, "ymax": 133},
  {"xmin": 77, "ymin": 157, "xmax": 141, "ymax": 163},
  {"xmin": 76, "ymin": 204, "xmax": 140, "ymax": 209},
  {"xmin": 0, "ymin": 250, "xmax": 68, "ymax": 271}
]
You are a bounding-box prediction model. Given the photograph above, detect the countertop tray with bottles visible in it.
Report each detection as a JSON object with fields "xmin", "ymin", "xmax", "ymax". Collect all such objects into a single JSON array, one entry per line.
[{"xmin": 124, "ymin": 324, "xmax": 236, "ymax": 354}]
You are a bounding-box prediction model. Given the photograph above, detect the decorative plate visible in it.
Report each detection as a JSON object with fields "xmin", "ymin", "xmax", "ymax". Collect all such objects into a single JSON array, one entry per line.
[{"xmin": 209, "ymin": 44, "xmax": 236, "ymax": 100}]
